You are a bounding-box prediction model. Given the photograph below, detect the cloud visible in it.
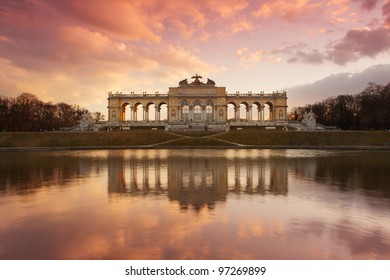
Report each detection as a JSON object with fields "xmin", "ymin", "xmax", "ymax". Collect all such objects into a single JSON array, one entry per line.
[
  {"xmin": 287, "ymin": 49, "xmax": 325, "ymax": 64},
  {"xmin": 236, "ymin": 47, "xmax": 264, "ymax": 63},
  {"xmin": 208, "ymin": 0, "xmax": 249, "ymax": 18},
  {"xmin": 328, "ymin": 27, "xmax": 390, "ymax": 65},
  {"xmin": 329, "ymin": 1, "xmax": 390, "ymax": 64},
  {"xmin": 231, "ymin": 18, "xmax": 254, "ymax": 33},
  {"xmin": 285, "ymin": 64, "xmax": 390, "ymax": 108},
  {"xmin": 287, "ymin": 0, "xmax": 390, "ymax": 65},
  {"xmin": 236, "ymin": 47, "xmax": 283, "ymax": 67},
  {"xmin": 252, "ymin": 0, "xmax": 355, "ymax": 23},
  {"xmin": 353, "ymin": 0, "xmax": 379, "ymax": 11},
  {"xmin": 384, "ymin": 0, "xmax": 390, "ymax": 26},
  {"xmin": 42, "ymin": 0, "xmax": 163, "ymax": 42},
  {"xmin": 0, "ymin": 0, "xmax": 226, "ymax": 112}
]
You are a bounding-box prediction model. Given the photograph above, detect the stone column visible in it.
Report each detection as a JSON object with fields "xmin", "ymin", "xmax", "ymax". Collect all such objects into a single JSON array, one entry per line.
[
  {"xmin": 143, "ymin": 106, "xmax": 148, "ymax": 121},
  {"xmin": 121, "ymin": 108, "xmax": 126, "ymax": 122},
  {"xmin": 189, "ymin": 106, "xmax": 194, "ymax": 121},
  {"xmin": 127, "ymin": 106, "xmax": 132, "ymax": 121},
  {"xmin": 133, "ymin": 107, "xmax": 137, "ymax": 121},
  {"xmin": 201, "ymin": 106, "xmax": 206, "ymax": 120},
  {"xmin": 235, "ymin": 107, "xmax": 240, "ymax": 121}
]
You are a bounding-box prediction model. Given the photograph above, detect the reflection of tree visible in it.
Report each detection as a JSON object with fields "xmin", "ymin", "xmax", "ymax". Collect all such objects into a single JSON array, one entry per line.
[
  {"xmin": 0, "ymin": 152, "xmax": 105, "ymax": 193},
  {"xmin": 291, "ymin": 152, "xmax": 390, "ymax": 201}
]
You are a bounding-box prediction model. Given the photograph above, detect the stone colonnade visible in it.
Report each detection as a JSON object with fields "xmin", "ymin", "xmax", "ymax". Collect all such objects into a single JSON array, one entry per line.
[{"xmin": 121, "ymin": 104, "xmax": 166, "ymax": 122}]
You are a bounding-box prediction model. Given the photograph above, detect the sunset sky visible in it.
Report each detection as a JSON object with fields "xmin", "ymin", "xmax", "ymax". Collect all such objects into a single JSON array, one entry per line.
[{"xmin": 1, "ymin": 0, "xmax": 390, "ymax": 115}]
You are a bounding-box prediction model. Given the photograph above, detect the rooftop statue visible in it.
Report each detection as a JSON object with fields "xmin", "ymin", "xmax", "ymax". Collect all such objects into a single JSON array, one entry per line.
[
  {"xmin": 179, "ymin": 78, "xmax": 188, "ymax": 86},
  {"xmin": 206, "ymin": 78, "xmax": 215, "ymax": 86},
  {"xmin": 178, "ymin": 74, "xmax": 216, "ymax": 87},
  {"xmin": 191, "ymin": 74, "xmax": 203, "ymax": 84}
]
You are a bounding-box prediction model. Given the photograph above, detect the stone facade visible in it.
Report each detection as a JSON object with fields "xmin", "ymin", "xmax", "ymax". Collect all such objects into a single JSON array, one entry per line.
[{"xmin": 107, "ymin": 75, "xmax": 288, "ymax": 130}]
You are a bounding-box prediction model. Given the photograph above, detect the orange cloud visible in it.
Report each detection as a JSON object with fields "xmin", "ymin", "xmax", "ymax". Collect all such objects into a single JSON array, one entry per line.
[
  {"xmin": 236, "ymin": 47, "xmax": 282, "ymax": 67},
  {"xmin": 43, "ymin": 0, "xmax": 163, "ymax": 42},
  {"xmin": 252, "ymin": 0, "xmax": 357, "ymax": 23},
  {"xmin": 231, "ymin": 18, "xmax": 254, "ymax": 33},
  {"xmin": 208, "ymin": 0, "xmax": 249, "ymax": 18}
]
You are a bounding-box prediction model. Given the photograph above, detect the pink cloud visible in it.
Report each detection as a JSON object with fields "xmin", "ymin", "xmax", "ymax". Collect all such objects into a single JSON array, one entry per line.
[
  {"xmin": 42, "ymin": 0, "xmax": 163, "ymax": 42},
  {"xmin": 231, "ymin": 18, "xmax": 254, "ymax": 33},
  {"xmin": 287, "ymin": 50, "xmax": 325, "ymax": 64},
  {"xmin": 352, "ymin": 0, "xmax": 379, "ymax": 11},
  {"xmin": 283, "ymin": 0, "xmax": 390, "ymax": 65},
  {"xmin": 329, "ymin": 27, "xmax": 390, "ymax": 65},
  {"xmin": 252, "ymin": 0, "xmax": 354, "ymax": 23},
  {"xmin": 384, "ymin": 0, "xmax": 390, "ymax": 26},
  {"xmin": 326, "ymin": 0, "xmax": 390, "ymax": 65},
  {"xmin": 207, "ymin": 0, "xmax": 249, "ymax": 18}
]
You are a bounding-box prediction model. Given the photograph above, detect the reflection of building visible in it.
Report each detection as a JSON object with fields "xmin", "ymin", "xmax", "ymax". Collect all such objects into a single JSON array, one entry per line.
[
  {"xmin": 227, "ymin": 158, "xmax": 288, "ymax": 195},
  {"xmin": 108, "ymin": 153, "xmax": 167, "ymax": 194},
  {"xmin": 167, "ymin": 156, "xmax": 228, "ymax": 210},
  {"xmin": 107, "ymin": 75, "xmax": 288, "ymax": 130},
  {"xmin": 107, "ymin": 151, "xmax": 288, "ymax": 210}
]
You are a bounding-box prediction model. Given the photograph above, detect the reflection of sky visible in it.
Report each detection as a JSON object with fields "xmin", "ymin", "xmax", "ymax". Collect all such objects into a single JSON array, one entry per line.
[{"xmin": 0, "ymin": 150, "xmax": 390, "ymax": 259}]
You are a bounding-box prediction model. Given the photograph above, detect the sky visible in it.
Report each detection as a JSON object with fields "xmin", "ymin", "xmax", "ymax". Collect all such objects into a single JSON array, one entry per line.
[{"xmin": 1, "ymin": 0, "xmax": 390, "ymax": 116}]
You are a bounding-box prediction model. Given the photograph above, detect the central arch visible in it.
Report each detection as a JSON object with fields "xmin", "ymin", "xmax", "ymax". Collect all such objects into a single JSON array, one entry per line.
[{"xmin": 193, "ymin": 100, "xmax": 202, "ymax": 120}]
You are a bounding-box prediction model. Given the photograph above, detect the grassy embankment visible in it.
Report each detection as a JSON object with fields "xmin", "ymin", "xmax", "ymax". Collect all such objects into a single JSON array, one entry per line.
[
  {"xmin": 213, "ymin": 130, "xmax": 390, "ymax": 147},
  {"xmin": 0, "ymin": 130, "xmax": 389, "ymax": 148}
]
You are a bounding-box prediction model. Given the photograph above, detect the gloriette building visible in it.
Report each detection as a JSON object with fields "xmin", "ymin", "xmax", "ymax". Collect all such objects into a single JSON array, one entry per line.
[{"xmin": 107, "ymin": 74, "xmax": 288, "ymax": 130}]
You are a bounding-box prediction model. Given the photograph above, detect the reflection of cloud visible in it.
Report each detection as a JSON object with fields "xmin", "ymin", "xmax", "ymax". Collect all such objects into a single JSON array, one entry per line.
[
  {"xmin": 289, "ymin": 218, "xmax": 390, "ymax": 259},
  {"xmin": 2, "ymin": 150, "xmax": 390, "ymax": 260}
]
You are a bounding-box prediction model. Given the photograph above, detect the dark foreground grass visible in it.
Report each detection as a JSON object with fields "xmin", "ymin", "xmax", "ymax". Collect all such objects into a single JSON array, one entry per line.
[{"xmin": 0, "ymin": 130, "xmax": 389, "ymax": 148}]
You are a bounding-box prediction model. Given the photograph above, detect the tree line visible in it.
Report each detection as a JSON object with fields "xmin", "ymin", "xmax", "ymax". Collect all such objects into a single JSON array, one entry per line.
[
  {"xmin": 0, "ymin": 93, "xmax": 104, "ymax": 132},
  {"xmin": 289, "ymin": 82, "xmax": 390, "ymax": 130}
]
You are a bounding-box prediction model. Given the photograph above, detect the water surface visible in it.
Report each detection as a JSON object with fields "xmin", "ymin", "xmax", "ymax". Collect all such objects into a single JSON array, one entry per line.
[{"xmin": 1, "ymin": 149, "xmax": 390, "ymax": 259}]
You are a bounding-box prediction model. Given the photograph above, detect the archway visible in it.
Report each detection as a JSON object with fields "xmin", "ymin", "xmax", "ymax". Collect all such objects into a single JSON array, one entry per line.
[
  {"xmin": 121, "ymin": 102, "xmax": 131, "ymax": 121},
  {"xmin": 239, "ymin": 102, "xmax": 250, "ymax": 121},
  {"xmin": 158, "ymin": 103, "xmax": 168, "ymax": 121},
  {"xmin": 180, "ymin": 100, "xmax": 190, "ymax": 121},
  {"xmin": 133, "ymin": 102, "xmax": 144, "ymax": 121},
  {"xmin": 264, "ymin": 102, "xmax": 273, "ymax": 121},
  {"xmin": 227, "ymin": 102, "xmax": 236, "ymax": 121},
  {"xmin": 252, "ymin": 102, "xmax": 262, "ymax": 121},
  {"xmin": 146, "ymin": 103, "xmax": 156, "ymax": 121},
  {"xmin": 193, "ymin": 101, "xmax": 202, "ymax": 120}
]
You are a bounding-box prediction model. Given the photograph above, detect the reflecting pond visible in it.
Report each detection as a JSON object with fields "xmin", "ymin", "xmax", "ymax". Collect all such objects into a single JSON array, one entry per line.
[{"xmin": 1, "ymin": 149, "xmax": 390, "ymax": 259}]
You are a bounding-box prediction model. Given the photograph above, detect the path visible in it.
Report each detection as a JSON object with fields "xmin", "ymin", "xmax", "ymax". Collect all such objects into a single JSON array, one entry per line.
[{"xmin": 147, "ymin": 131, "xmax": 246, "ymax": 147}]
